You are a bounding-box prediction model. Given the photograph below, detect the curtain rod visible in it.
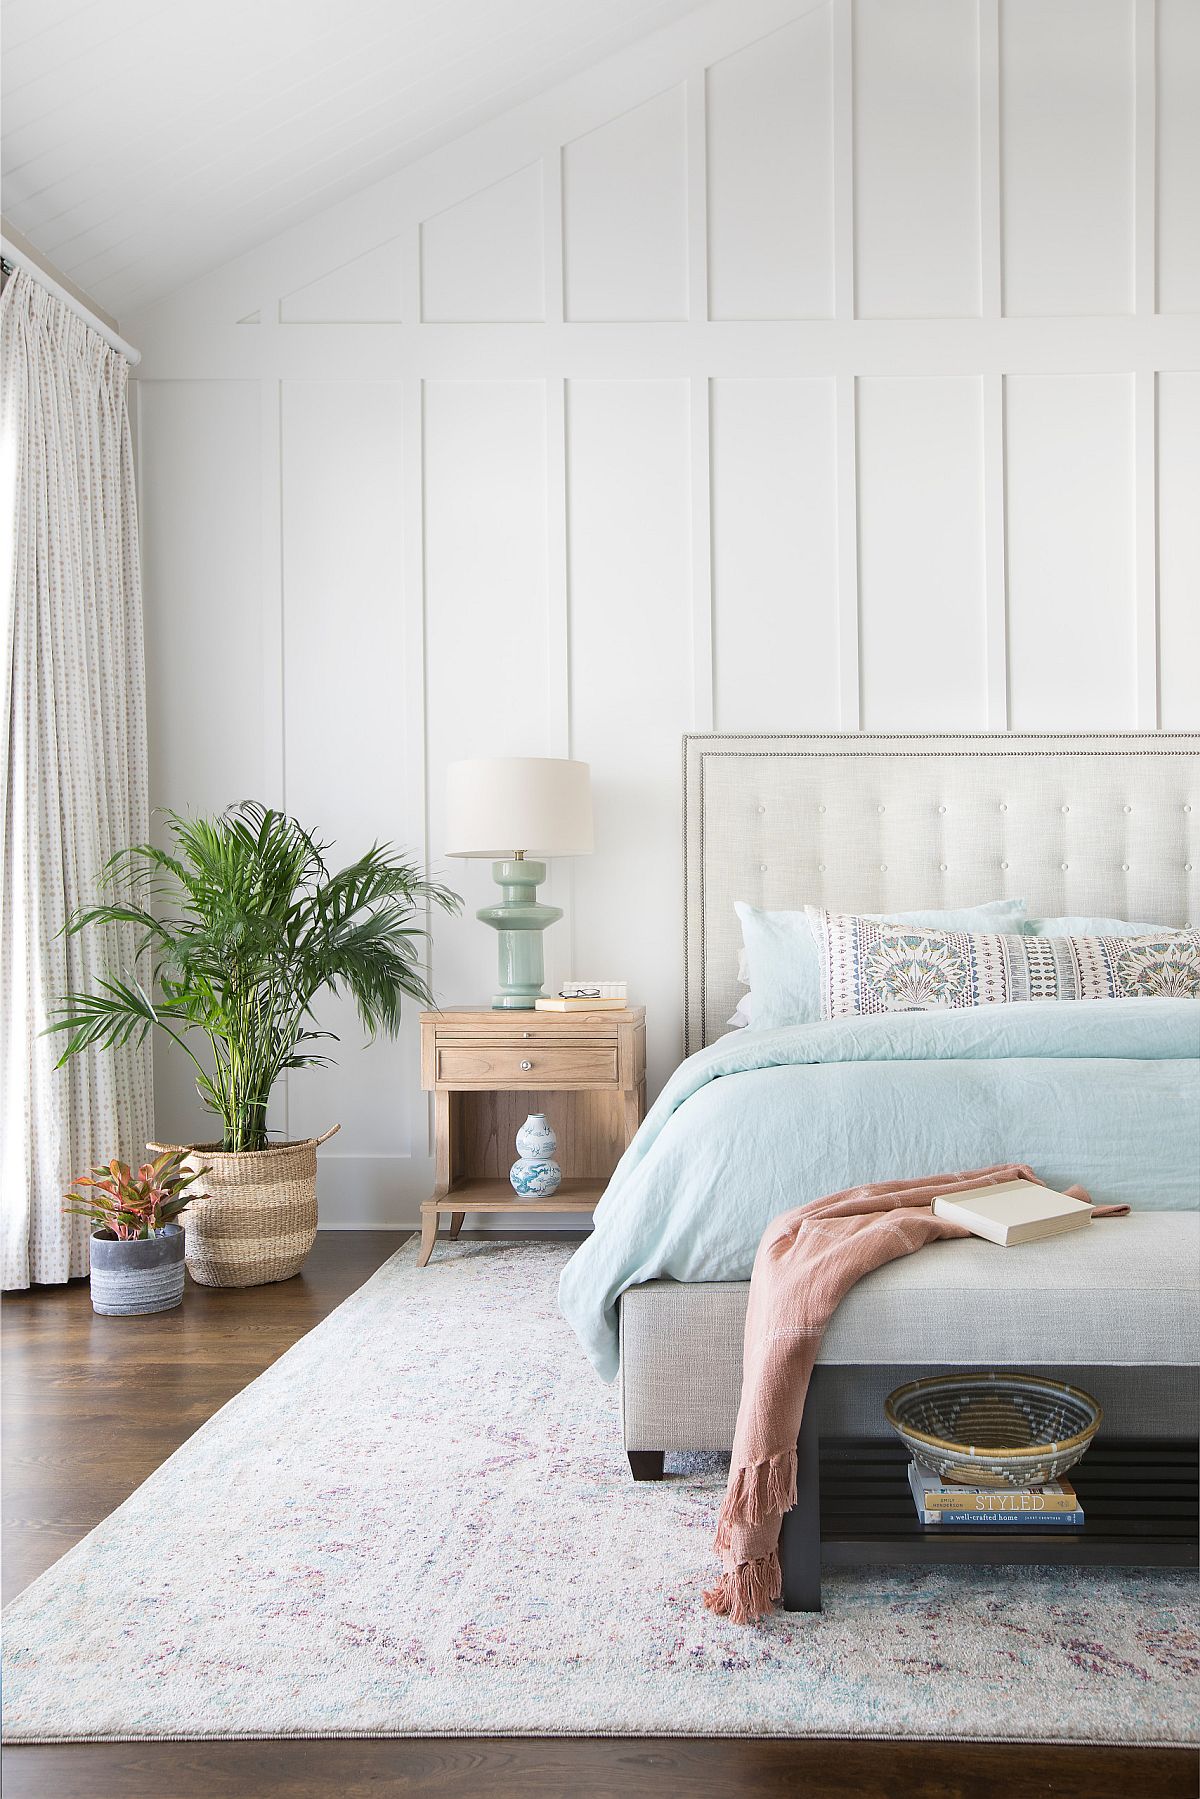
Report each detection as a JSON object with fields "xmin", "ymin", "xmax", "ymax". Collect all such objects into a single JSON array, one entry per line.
[{"xmin": 1, "ymin": 235, "xmax": 141, "ymax": 366}]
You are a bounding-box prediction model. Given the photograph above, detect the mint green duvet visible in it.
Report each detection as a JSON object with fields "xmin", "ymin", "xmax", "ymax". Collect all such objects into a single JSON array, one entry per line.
[{"xmin": 558, "ymin": 999, "xmax": 1200, "ymax": 1380}]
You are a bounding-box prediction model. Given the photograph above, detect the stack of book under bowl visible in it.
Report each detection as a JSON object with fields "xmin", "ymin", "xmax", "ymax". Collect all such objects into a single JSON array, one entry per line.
[{"xmin": 907, "ymin": 1461, "xmax": 1084, "ymax": 1528}]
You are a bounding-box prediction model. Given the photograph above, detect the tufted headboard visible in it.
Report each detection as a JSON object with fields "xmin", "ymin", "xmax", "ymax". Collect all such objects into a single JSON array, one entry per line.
[{"xmin": 684, "ymin": 731, "xmax": 1200, "ymax": 1052}]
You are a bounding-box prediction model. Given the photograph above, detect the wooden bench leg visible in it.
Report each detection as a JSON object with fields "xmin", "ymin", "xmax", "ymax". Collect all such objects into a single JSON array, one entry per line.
[
  {"xmin": 417, "ymin": 1210, "xmax": 439, "ymax": 1268},
  {"xmin": 779, "ymin": 1401, "xmax": 822, "ymax": 1612},
  {"xmin": 449, "ymin": 1211, "xmax": 465, "ymax": 1239},
  {"xmin": 627, "ymin": 1450, "xmax": 665, "ymax": 1481}
]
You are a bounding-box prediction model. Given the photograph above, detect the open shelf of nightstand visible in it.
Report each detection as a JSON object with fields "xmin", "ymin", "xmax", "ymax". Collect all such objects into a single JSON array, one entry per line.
[{"xmin": 425, "ymin": 1176, "xmax": 606, "ymax": 1215}]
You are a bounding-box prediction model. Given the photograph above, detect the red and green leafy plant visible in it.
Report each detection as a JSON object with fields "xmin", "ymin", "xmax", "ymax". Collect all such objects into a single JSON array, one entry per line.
[{"xmin": 62, "ymin": 1149, "xmax": 208, "ymax": 1241}]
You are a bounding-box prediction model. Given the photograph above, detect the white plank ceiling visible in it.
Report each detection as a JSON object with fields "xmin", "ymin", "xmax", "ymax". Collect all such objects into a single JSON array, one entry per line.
[{"xmin": 1, "ymin": 0, "xmax": 706, "ymax": 320}]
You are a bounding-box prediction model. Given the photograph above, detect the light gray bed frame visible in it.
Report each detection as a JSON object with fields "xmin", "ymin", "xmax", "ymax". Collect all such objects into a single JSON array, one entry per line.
[{"xmin": 621, "ymin": 730, "xmax": 1200, "ymax": 1476}]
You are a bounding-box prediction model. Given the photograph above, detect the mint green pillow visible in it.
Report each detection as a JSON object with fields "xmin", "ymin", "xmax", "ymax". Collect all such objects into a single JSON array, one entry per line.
[
  {"xmin": 735, "ymin": 898, "xmax": 1027, "ymax": 1030},
  {"xmin": 1025, "ymin": 915, "xmax": 1186, "ymax": 937}
]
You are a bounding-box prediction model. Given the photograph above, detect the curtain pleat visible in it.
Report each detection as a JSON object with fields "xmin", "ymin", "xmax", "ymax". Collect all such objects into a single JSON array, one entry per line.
[{"xmin": 1, "ymin": 268, "xmax": 152, "ymax": 1287}]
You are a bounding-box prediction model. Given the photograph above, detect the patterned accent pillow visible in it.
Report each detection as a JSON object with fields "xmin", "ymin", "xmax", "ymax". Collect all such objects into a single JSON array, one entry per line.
[{"xmin": 805, "ymin": 908, "xmax": 1200, "ymax": 1019}]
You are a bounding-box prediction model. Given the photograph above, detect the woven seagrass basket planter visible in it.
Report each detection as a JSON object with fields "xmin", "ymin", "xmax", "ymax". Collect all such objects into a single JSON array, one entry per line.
[
  {"xmin": 149, "ymin": 1126, "xmax": 338, "ymax": 1288},
  {"xmin": 885, "ymin": 1370, "xmax": 1103, "ymax": 1488}
]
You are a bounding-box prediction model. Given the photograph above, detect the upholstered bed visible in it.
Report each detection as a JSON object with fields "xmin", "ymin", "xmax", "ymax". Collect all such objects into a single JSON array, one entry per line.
[{"xmin": 557, "ymin": 731, "xmax": 1200, "ymax": 1465}]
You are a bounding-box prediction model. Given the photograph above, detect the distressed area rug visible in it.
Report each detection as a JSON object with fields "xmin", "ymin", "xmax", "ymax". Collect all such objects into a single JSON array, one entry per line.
[{"xmin": 3, "ymin": 1240, "xmax": 1196, "ymax": 1744}]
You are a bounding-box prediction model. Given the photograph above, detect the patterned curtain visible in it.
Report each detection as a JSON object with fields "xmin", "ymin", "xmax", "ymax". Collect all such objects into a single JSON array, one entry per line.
[{"xmin": 0, "ymin": 268, "xmax": 152, "ymax": 1287}]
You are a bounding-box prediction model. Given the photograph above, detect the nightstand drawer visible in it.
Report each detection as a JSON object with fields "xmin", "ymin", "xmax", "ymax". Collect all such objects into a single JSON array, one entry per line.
[
  {"xmin": 436, "ymin": 1042, "xmax": 618, "ymax": 1087},
  {"xmin": 434, "ymin": 1015, "xmax": 622, "ymax": 1041}
]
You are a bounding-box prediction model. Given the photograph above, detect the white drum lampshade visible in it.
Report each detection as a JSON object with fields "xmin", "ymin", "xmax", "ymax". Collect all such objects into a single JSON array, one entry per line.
[
  {"xmin": 445, "ymin": 757, "xmax": 593, "ymax": 859},
  {"xmin": 444, "ymin": 757, "xmax": 593, "ymax": 1009}
]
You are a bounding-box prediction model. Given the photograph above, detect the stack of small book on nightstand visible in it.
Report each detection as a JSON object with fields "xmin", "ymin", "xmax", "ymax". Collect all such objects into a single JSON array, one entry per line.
[
  {"xmin": 908, "ymin": 1462, "xmax": 1085, "ymax": 1528},
  {"xmin": 535, "ymin": 980, "xmax": 628, "ymax": 1013}
]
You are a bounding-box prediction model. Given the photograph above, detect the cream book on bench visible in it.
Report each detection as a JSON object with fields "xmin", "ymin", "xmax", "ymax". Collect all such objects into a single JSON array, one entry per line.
[{"xmin": 931, "ymin": 1180, "xmax": 1093, "ymax": 1247}]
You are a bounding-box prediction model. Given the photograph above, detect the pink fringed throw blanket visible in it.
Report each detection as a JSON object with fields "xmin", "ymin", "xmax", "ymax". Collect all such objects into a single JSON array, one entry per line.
[{"xmin": 703, "ymin": 1164, "xmax": 1128, "ymax": 1625}]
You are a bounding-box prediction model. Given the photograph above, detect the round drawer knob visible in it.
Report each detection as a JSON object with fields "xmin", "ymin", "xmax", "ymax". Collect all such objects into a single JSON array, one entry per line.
[{"xmin": 520, "ymin": 1060, "xmax": 532, "ymax": 1071}]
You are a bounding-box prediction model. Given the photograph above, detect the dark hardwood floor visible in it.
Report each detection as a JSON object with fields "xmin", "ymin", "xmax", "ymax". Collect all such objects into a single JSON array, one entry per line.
[{"xmin": 3, "ymin": 1232, "xmax": 1193, "ymax": 1799}]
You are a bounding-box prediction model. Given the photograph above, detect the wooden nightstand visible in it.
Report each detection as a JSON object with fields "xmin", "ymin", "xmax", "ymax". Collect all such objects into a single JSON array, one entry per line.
[{"xmin": 417, "ymin": 1005, "xmax": 646, "ymax": 1266}]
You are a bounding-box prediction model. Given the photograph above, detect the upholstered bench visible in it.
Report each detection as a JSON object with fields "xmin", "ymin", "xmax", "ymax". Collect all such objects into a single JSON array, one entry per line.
[{"xmin": 618, "ymin": 1213, "xmax": 1200, "ymax": 1606}]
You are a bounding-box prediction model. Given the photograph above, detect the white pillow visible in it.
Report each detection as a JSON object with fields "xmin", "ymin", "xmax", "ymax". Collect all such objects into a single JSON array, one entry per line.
[{"xmin": 726, "ymin": 992, "xmax": 753, "ymax": 1031}]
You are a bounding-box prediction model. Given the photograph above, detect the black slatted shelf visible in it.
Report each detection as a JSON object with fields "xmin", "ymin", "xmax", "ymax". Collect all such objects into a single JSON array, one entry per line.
[{"xmin": 813, "ymin": 1438, "xmax": 1198, "ymax": 1570}]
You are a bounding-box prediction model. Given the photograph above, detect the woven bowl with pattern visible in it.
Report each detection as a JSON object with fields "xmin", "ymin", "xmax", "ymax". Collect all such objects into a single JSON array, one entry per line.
[{"xmin": 884, "ymin": 1371, "xmax": 1103, "ymax": 1488}]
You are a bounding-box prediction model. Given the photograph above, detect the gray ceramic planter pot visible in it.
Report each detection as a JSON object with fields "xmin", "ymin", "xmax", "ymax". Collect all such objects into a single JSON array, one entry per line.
[{"xmin": 89, "ymin": 1223, "xmax": 185, "ymax": 1316}]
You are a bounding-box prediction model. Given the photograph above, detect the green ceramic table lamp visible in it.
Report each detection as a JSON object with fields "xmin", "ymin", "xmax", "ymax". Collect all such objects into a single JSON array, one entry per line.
[{"xmin": 445, "ymin": 756, "xmax": 594, "ymax": 1010}]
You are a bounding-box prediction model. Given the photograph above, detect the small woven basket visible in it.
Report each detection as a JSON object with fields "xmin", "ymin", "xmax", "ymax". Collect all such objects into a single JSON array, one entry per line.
[
  {"xmin": 149, "ymin": 1126, "xmax": 338, "ymax": 1288},
  {"xmin": 884, "ymin": 1371, "xmax": 1102, "ymax": 1488}
]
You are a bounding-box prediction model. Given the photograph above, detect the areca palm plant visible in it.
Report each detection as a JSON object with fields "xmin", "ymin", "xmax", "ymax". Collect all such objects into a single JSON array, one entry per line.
[{"xmin": 51, "ymin": 802, "xmax": 461, "ymax": 1153}]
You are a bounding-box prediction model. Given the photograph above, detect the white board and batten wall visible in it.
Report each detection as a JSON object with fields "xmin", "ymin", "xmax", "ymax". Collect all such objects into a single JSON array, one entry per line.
[{"xmin": 131, "ymin": 0, "xmax": 1200, "ymax": 1227}]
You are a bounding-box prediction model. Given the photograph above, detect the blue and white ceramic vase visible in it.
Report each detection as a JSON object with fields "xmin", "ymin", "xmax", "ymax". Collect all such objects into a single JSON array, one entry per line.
[
  {"xmin": 510, "ymin": 1114, "xmax": 562, "ymax": 1198},
  {"xmin": 514, "ymin": 1113, "xmax": 557, "ymax": 1160}
]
